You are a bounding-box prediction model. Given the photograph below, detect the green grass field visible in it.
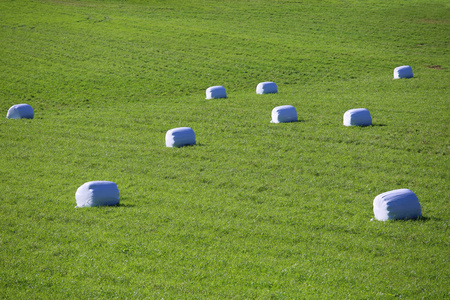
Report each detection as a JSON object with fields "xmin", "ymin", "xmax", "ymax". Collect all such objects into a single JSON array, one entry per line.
[{"xmin": 1, "ymin": 0, "xmax": 449, "ymax": 298}]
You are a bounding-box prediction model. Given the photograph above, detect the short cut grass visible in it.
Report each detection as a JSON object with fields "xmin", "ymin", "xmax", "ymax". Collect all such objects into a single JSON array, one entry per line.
[{"xmin": 0, "ymin": 0, "xmax": 449, "ymax": 298}]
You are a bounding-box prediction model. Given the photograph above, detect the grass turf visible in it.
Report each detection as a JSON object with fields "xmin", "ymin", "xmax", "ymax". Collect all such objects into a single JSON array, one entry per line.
[{"xmin": 0, "ymin": 0, "xmax": 449, "ymax": 298}]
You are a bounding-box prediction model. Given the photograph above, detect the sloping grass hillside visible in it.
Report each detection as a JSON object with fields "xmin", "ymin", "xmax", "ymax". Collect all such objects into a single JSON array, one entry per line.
[{"xmin": 0, "ymin": 0, "xmax": 449, "ymax": 298}]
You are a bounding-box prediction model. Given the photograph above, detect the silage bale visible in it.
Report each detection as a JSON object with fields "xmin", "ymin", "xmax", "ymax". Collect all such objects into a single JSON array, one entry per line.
[
  {"xmin": 271, "ymin": 105, "xmax": 298, "ymax": 123},
  {"xmin": 206, "ymin": 86, "xmax": 227, "ymax": 99},
  {"xmin": 6, "ymin": 104, "xmax": 34, "ymax": 119},
  {"xmin": 373, "ymin": 188, "xmax": 422, "ymax": 221},
  {"xmin": 343, "ymin": 108, "xmax": 372, "ymax": 127},
  {"xmin": 75, "ymin": 181, "xmax": 120, "ymax": 208},
  {"xmin": 393, "ymin": 65, "xmax": 413, "ymax": 79},
  {"xmin": 166, "ymin": 127, "xmax": 196, "ymax": 148},
  {"xmin": 256, "ymin": 81, "xmax": 278, "ymax": 94}
]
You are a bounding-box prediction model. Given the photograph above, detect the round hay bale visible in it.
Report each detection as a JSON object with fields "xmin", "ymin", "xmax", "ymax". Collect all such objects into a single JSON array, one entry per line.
[
  {"xmin": 166, "ymin": 127, "xmax": 196, "ymax": 148},
  {"xmin": 271, "ymin": 105, "xmax": 298, "ymax": 123},
  {"xmin": 393, "ymin": 65, "xmax": 413, "ymax": 79},
  {"xmin": 6, "ymin": 104, "xmax": 34, "ymax": 119},
  {"xmin": 343, "ymin": 108, "xmax": 372, "ymax": 126},
  {"xmin": 256, "ymin": 81, "xmax": 278, "ymax": 94},
  {"xmin": 373, "ymin": 188, "xmax": 422, "ymax": 221},
  {"xmin": 75, "ymin": 181, "xmax": 120, "ymax": 208},
  {"xmin": 206, "ymin": 86, "xmax": 227, "ymax": 99}
]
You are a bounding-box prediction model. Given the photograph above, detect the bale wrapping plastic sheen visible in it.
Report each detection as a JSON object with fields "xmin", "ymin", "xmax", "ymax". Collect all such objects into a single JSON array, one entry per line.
[
  {"xmin": 271, "ymin": 105, "xmax": 298, "ymax": 123},
  {"xmin": 6, "ymin": 104, "xmax": 34, "ymax": 119},
  {"xmin": 394, "ymin": 65, "xmax": 413, "ymax": 79},
  {"xmin": 166, "ymin": 127, "xmax": 196, "ymax": 148},
  {"xmin": 343, "ymin": 108, "xmax": 372, "ymax": 126},
  {"xmin": 75, "ymin": 181, "xmax": 120, "ymax": 208},
  {"xmin": 373, "ymin": 189, "xmax": 422, "ymax": 221},
  {"xmin": 256, "ymin": 82, "xmax": 278, "ymax": 94},
  {"xmin": 206, "ymin": 86, "xmax": 227, "ymax": 99}
]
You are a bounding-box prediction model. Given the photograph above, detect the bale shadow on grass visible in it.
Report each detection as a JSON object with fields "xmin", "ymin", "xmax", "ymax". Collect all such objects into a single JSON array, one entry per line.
[
  {"xmin": 342, "ymin": 123, "xmax": 385, "ymax": 128},
  {"xmin": 171, "ymin": 143, "xmax": 205, "ymax": 148},
  {"xmin": 270, "ymin": 119, "xmax": 305, "ymax": 124},
  {"xmin": 414, "ymin": 216, "xmax": 436, "ymax": 222},
  {"xmin": 115, "ymin": 203, "xmax": 136, "ymax": 208},
  {"xmin": 371, "ymin": 216, "xmax": 435, "ymax": 222},
  {"xmin": 88, "ymin": 202, "xmax": 136, "ymax": 208},
  {"xmin": 390, "ymin": 216, "xmax": 434, "ymax": 222}
]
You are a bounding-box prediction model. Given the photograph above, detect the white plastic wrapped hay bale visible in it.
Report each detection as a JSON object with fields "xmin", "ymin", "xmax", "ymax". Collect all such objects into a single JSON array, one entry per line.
[
  {"xmin": 393, "ymin": 65, "xmax": 413, "ymax": 79},
  {"xmin": 373, "ymin": 189, "xmax": 422, "ymax": 221},
  {"xmin": 75, "ymin": 181, "xmax": 120, "ymax": 208},
  {"xmin": 256, "ymin": 81, "xmax": 278, "ymax": 94},
  {"xmin": 6, "ymin": 104, "xmax": 34, "ymax": 119},
  {"xmin": 343, "ymin": 108, "xmax": 372, "ymax": 126},
  {"xmin": 271, "ymin": 105, "xmax": 298, "ymax": 123},
  {"xmin": 206, "ymin": 86, "xmax": 227, "ymax": 99},
  {"xmin": 166, "ymin": 127, "xmax": 196, "ymax": 148}
]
